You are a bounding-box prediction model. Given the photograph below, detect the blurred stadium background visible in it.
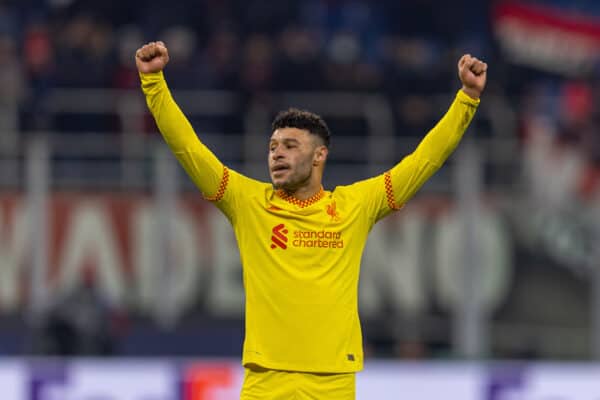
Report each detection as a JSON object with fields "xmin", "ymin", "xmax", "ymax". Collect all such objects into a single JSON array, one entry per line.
[{"xmin": 1, "ymin": 0, "xmax": 600, "ymax": 398}]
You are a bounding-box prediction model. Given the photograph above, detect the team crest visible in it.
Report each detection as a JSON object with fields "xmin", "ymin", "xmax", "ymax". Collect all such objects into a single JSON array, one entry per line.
[{"xmin": 326, "ymin": 201, "xmax": 341, "ymax": 222}]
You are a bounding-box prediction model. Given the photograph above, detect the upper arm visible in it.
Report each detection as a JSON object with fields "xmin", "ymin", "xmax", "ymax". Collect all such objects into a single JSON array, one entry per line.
[
  {"xmin": 206, "ymin": 168, "xmax": 263, "ymax": 223},
  {"xmin": 350, "ymin": 90, "xmax": 480, "ymax": 222},
  {"xmin": 347, "ymin": 153, "xmax": 443, "ymax": 225},
  {"xmin": 141, "ymin": 71, "xmax": 242, "ymax": 216}
]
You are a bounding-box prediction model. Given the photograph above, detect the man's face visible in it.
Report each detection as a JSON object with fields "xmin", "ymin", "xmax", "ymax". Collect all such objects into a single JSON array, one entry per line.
[{"xmin": 268, "ymin": 127, "xmax": 325, "ymax": 191}]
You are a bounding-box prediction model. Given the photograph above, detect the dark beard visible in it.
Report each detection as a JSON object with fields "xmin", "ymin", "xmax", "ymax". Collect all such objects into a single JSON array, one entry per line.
[{"xmin": 272, "ymin": 168, "xmax": 312, "ymax": 192}]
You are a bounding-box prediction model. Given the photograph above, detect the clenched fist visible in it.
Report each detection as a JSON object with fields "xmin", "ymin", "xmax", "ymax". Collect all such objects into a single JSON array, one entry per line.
[
  {"xmin": 135, "ymin": 41, "xmax": 170, "ymax": 74},
  {"xmin": 458, "ymin": 54, "xmax": 487, "ymax": 100}
]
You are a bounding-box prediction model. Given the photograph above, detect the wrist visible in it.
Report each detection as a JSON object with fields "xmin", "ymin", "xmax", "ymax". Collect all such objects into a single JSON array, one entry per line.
[{"xmin": 461, "ymin": 86, "xmax": 481, "ymax": 100}]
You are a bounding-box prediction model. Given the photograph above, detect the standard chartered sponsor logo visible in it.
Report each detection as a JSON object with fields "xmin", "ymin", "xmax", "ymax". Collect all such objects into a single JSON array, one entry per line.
[{"xmin": 292, "ymin": 229, "xmax": 344, "ymax": 248}]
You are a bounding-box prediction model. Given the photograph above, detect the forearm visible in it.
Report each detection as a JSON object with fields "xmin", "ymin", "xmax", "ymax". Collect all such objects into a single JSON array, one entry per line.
[
  {"xmin": 140, "ymin": 71, "xmax": 225, "ymax": 197},
  {"xmin": 412, "ymin": 89, "xmax": 479, "ymax": 166},
  {"xmin": 140, "ymin": 71, "xmax": 204, "ymax": 151},
  {"xmin": 461, "ymin": 85, "xmax": 482, "ymax": 101}
]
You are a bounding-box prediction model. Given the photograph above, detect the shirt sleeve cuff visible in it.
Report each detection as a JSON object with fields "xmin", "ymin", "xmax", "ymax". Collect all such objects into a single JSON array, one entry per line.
[
  {"xmin": 139, "ymin": 70, "xmax": 165, "ymax": 83},
  {"xmin": 457, "ymin": 89, "xmax": 481, "ymax": 106}
]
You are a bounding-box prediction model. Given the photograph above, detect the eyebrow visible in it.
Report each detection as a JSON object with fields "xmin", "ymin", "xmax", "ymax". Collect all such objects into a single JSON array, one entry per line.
[{"xmin": 270, "ymin": 138, "xmax": 300, "ymax": 145}]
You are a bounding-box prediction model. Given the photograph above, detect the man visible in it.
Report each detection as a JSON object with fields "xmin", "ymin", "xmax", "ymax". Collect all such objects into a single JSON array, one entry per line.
[{"xmin": 136, "ymin": 41, "xmax": 486, "ymax": 399}]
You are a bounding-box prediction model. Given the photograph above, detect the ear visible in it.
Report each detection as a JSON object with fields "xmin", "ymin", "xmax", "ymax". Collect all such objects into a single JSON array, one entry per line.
[{"xmin": 313, "ymin": 145, "xmax": 328, "ymax": 166}]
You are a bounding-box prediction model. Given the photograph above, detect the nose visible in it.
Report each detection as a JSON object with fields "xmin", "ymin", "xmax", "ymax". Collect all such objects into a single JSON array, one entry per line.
[{"xmin": 271, "ymin": 146, "xmax": 284, "ymax": 161}]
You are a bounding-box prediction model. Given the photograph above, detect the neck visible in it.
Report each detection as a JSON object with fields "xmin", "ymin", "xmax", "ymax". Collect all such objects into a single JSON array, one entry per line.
[{"xmin": 279, "ymin": 183, "xmax": 323, "ymax": 201}]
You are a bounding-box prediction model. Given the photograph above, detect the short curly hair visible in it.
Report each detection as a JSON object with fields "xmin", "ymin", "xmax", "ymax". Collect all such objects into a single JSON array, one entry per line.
[{"xmin": 271, "ymin": 108, "xmax": 331, "ymax": 148}]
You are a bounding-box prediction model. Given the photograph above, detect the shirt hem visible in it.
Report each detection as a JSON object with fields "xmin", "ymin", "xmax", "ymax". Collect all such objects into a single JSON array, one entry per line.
[{"xmin": 242, "ymin": 354, "xmax": 363, "ymax": 374}]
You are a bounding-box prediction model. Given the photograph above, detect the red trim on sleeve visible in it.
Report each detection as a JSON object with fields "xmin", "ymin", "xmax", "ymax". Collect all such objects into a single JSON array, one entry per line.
[
  {"xmin": 384, "ymin": 171, "xmax": 402, "ymax": 211},
  {"xmin": 204, "ymin": 166, "xmax": 230, "ymax": 202}
]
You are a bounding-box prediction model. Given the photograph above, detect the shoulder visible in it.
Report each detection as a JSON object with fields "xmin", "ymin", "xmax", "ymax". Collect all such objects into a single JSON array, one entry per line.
[
  {"xmin": 331, "ymin": 175, "xmax": 382, "ymax": 203},
  {"xmin": 229, "ymin": 169, "xmax": 269, "ymax": 187},
  {"xmin": 222, "ymin": 168, "xmax": 272, "ymax": 200},
  {"xmin": 334, "ymin": 174, "xmax": 385, "ymax": 196}
]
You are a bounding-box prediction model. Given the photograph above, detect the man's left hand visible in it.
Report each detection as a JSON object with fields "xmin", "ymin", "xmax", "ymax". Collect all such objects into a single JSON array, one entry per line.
[{"xmin": 458, "ymin": 54, "xmax": 487, "ymax": 100}]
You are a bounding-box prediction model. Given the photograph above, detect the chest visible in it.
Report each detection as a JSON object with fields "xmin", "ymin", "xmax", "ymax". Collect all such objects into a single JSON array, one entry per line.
[{"xmin": 235, "ymin": 198, "xmax": 364, "ymax": 253}]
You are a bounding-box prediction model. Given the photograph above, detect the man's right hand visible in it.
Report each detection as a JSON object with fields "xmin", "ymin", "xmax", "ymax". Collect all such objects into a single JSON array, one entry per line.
[{"xmin": 135, "ymin": 41, "xmax": 170, "ymax": 74}]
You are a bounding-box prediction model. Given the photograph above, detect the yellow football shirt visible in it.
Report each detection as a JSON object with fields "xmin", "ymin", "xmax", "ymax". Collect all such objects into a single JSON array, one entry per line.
[{"xmin": 141, "ymin": 71, "xmax": 479, "ymax": 373}]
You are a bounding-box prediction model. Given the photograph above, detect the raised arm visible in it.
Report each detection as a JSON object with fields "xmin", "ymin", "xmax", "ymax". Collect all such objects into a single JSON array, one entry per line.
[
  {"xmin": 348, "ymin": 54, "xmax": 487, "ymax": 223},
  {"xmin": 385, "ymin": 54, "xmax": 487, "ymax": 208},
  {"xmin": 135, "ymin": 41, "xmax": 227, "ymax": 201}
]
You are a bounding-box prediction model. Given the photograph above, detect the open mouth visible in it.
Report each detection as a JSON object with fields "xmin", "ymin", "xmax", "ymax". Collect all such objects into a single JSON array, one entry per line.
[{"xmin": 271, "ymin": 164, "xmax": 290, "ymax": 173}]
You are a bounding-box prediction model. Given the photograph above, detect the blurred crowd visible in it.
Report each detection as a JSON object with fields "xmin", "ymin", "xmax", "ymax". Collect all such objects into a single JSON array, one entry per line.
[{"xmin": 0, "ymin": 0, "xmax": 491, "ymax": 135}]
